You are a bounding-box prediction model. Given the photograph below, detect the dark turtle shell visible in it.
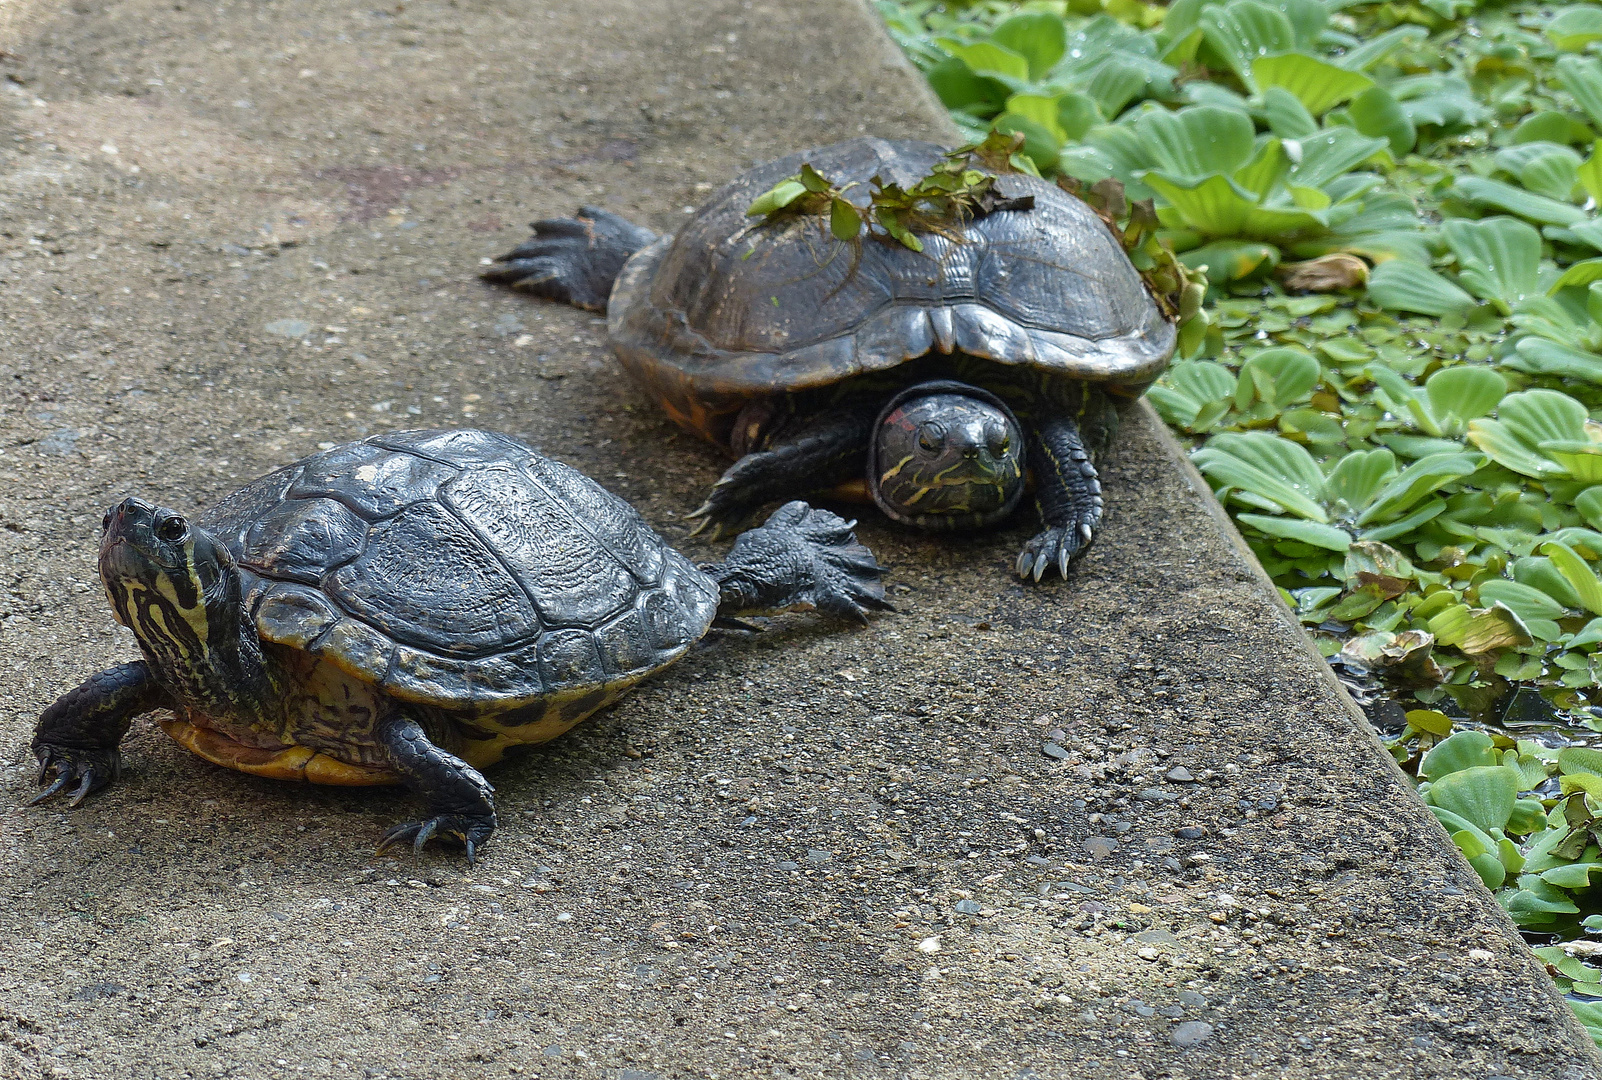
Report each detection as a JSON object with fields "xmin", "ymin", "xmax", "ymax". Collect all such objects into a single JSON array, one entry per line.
[
  {"xmin": 607, "ymin": 137, "xmax": 1176, "ymax": 445},
  {"xmin": 196, "ymin": 429, "xmax": 720, "ymax": 714}
]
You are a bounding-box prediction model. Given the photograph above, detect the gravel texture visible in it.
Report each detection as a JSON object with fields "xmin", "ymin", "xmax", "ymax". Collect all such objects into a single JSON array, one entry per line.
[{"xmin": 0, "ymin": 1, "xmax": 1598, "ymax": 1078}]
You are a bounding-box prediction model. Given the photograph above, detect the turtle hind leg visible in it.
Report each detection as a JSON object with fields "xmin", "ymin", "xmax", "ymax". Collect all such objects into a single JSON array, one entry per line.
[
  {"xmin": 374, "ymin": 714, "xmax": 497, "ymax": 865},
  {"xmin": 708, "ymin": 502, "xmax": 892, "ymax": 625},
  {"xmin": 687, "ymin": 406, "xmax": 875, "ymax": 540},
  {"xmin": 31, "ymin": 661, "xmax": 170, "ymax": 807},
  {"xmin": 1018, "ymin": 413, "xmax": 1104, "ymax": 582},
  {"xmin": 481, "ymin": 206, "xmax": 656, "ymax": 313}
]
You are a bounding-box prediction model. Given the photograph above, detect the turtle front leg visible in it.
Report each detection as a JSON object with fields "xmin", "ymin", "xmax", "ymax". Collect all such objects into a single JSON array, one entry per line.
[
  {"xmin": 1018, "ymin": 414, "xmax": 1104, "ymax": 582},
  {"xmin": 374, "ymin": 714, "xmax": 497, "ymax": 864},
  {"xmin": 688, "ymin": 406, "xmax": 875, "ymax": 540},
  {"xmin": 31, "ymin": 661, "xmax": 172, "ymax": 807},
  {"xmin": 481, "ymin": 206, "xmax": 656, "ymax": 312}
]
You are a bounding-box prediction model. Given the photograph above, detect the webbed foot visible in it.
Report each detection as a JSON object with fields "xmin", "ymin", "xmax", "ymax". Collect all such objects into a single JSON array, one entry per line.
[
  {"xmin": 1016, "ymin": 520, "xmax": 1095, "ymax": 582},
  {"xmin": 712, "ymin": 501, "xmax": 893, "ymax": 625},
  {"xmin": 377, "ymin": 812, "xmax": 496, "ymax": 865},
  {"xmin": 481, "ymin": 206, "xmax": 656, "ymax": 312},
  {"xmin": 30, "ymin": 744, "xmax": 122, "ymax": 807}
]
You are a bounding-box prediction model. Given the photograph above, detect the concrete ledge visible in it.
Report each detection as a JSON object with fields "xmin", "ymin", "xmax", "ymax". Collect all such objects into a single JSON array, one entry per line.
[{"xmin": 0, "ymin": 1, "xmax": 1596, "ymax": 1077}]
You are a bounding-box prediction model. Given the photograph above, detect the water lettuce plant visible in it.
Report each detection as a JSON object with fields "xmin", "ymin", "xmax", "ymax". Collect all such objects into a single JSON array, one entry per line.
[{"xmin": 880, "ymin": 0, "xmax": 1602, "ymax": 1039}]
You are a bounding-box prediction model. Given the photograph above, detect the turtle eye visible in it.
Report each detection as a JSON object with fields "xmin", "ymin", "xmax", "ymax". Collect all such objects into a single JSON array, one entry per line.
[
  {"xmin": 916, "ymin": 421, "xmax": 945, "ymax": 453},
  {"xmin": 990, "ymin": 434, "xmax": 1011, "ymax": 458},
  {"xmin": 101, "ymin": 512, "xmax": 112, "ymax": 532},
  {"xmin": 156, "ymin": 516, "xmax": 188, "ymax": 543}
]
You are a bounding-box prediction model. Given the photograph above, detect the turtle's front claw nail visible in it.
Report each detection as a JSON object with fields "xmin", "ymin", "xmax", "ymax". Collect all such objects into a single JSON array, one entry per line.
[
  {"xmin": 66, "ymin": 773, "xmax": 96, "ymax": 808},
  {"xmin": 29, "ymin": 776, "xmax": 69, "ymax": 806}
]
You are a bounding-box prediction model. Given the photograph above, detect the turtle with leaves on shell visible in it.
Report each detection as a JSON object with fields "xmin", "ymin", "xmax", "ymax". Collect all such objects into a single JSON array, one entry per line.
[{"xmin": 485, "ymin": 135, "xmax": 1200, "ymax": 579}]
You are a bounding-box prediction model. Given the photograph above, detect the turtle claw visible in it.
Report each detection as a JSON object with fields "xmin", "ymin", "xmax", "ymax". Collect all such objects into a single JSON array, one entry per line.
[
  {"xmin": 29, "ymin": 745, "xmax": 120, "ymax": 808},
  {"xmin": 28, "ymin": 775, "xmax": 70, "ymax": 807},
  {"xmin": 1016, "ymin": 523, "xmax": 1091, "ymax": 582},
  {"xmin": 377, "ymin": 812, "xmax": 494, "ymax": 865},
  {"xmin": 685, "ymin": 491, "xmax": 752, "ymax": 543}
]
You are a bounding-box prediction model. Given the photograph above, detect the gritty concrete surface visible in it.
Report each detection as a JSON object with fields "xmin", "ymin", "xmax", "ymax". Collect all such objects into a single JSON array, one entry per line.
[{"xmin": 0, "ymin": 1, "xmax": 1597, "ymax": 1078}]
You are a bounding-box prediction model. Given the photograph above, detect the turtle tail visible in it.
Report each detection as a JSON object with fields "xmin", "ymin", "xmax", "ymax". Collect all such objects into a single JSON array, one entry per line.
[
  {"xmin": 705, "ymin": 502, "xmax": 892, "ymax": 626},
  {"xmin": 481, "ymin": 206, "xmax": 657, "ymax": 313}
]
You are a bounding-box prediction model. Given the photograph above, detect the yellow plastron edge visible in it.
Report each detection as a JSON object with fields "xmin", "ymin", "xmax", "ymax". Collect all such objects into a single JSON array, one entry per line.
[{"xmin": 158, "ymin": 718, "xmax": 399, "ymax": 786}]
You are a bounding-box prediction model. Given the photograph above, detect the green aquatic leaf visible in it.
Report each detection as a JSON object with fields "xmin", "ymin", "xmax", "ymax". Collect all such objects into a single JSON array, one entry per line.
[
  {"xmin": 1427, "ymin": 766, "xmax": 1520, "ymax": 834},
  {"xmin": 1557, "ymin": 56, "xmax": 1602, "ymax": 133},
  {"xmin": 829, "ymin": 198, "xmax": 862, "ymax": 242},
  {"xmin": 1325, "ymin": 447, "xmax": 1398, "ymax": 515},
  {"xmin": 926, "ymin": 58, "xmax": 1011, "ymax": 115},
  {"xmin": 990, "ymin": 12, "xmax": 1067, "ymax": 81},
  {"xmin": 992, "ymin": 114, "xmax": 1060, "ymax": 173},
  {"xmin": 1451, "ymin": 177, "xmax": 1589, "ymax": 229},
  {"xmin": 1178, "ymin": 240, "xmax": 1281, "ymax": 282},
  {"xmin": 1287, "ymin": 127, "xmax": 1388, "ymax": 189},
  {"xmin": 1144, "ymin": 172, "xmax": 1324, "ymax": 239},
  {"xmin": 1577, "ymin": 488, "xmax": 1602, "ymax": 533},
  {"xmin": 1544, "ymin": 541, "xmax": 1602, "ymax": 616},
  {"xmin": 1193, "ymin": 431, "xmax": 1328, "ymax": 521},
  {"xmin": 1338, "ymin": 24, "xmax": 1425, "ymax": 72},
  {"xmin": 937, "ymin": 39, "xmax": 1031, "ymax": 82},
  {"xmin": 1513, "ymin": 111, "xmax": 1589, "ymax": 147},
  {"xmin": 1366, "ymin": 260, "xmax": 1476, "ymax": 319},
  {"xmin": 1003, "ymin": 94, "xmax": 1068, "ymax": 142},
  {"xmin": 1261, "ymin": 86, "xmax": 1317, "ymax": 139},
  {"xmin": 1507, "ymin": 338, "xmax": 1602, "ymax": 384},
  {"xmin": 1347, "ymin": 85, "xmax": 1415, "ymax": 157},
  {"xmin": 1502, "ymin": 389, "xmax": 1591, "ymax": 446},
  {"xmin": 1357, "ymin": 452, "xmax": 1483, "ymax": 525},
  {"xmin": 1477, "ymin": 580, "xmax": 1564, "ymax": 641},
  {"xmin": 1358, "ymin": 498, "xmax": 1447, "ymax": 542},
  {"xmin": 1134, "ymin": 105, "xmax": 1258, "ymax": 181},
  {"xmin": 1425, "ymin": 366, "xmax": 1506, "ymax": 429},
  {"xmin": 1251, "ymin": 53, "xmax": 1373, "ymax": 117},
  {"xmin": 1543, "ymin": 862, "xmax": 1602, "ymax": 889},
  {"xmin": 1442, "ymin": 217, "xmax": 1544, "ymax": 311},
  {"xmin": 1503, "ymin": 879, "xmax": 1581, "ymax": 923},
  {"xmin": 1509, "ymin": 145, "xmax": 1584, "ymax": 203},
  {"xmin": 1421, "ymin": 729, "xmax": 1498, "ymax": 782},
  {"xmin": 1541, "ymin": 441, "xmax": 1602, "ymax": 484},
  {"xmin": 1235, "ymin": 346, "xmax": 1320, "ymax": 411},
  {"xmin": 1233, "ymin": 137, "xmax": 1292, "ymax": 199},
  {"xmin": 1391, "ymin": 73, "xmax": 1489, "ymax": 132},
  {"xmin": 1560, "ymin": 746, "xmax": 1602, "ymax": 777},
  {"xmin": 1429, "ymin": 807, "xmax": 1498, "ymax": 863},
  {"xmin": 1429, "ymin": 602, "xmax": 1534, "ymax": 654},
  {"xmin": 1508, "ymin": 799, "xmax": 1550, "ymax": 836},
  {"xmin": 1584, "ymin": 152, "xmax": 1602, "ymax": 209},
  {"xmin": 1549, "ymin": 5, "xmax": 1602, "ymax": 53},
  {"xmin": 1197, "ymin": 0, "xmax": 1299, "ymax": 88},
  {"xmin": 1515, "ymin": 556, "xmax": 1586, "ymax": 610},
  {"xmin": 1238, "ymin": 513, "xmax": 1351, "ymax": 551}
]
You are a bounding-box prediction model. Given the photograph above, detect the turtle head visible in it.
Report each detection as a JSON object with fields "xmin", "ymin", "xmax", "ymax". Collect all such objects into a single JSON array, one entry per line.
[
  {"xmin": 869, "ymin": 381, "xmax": 1026, "ymax": 531},
  {"xmin": 100, "ymin": 497, "xmax": 239, "ymax": 661}
]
